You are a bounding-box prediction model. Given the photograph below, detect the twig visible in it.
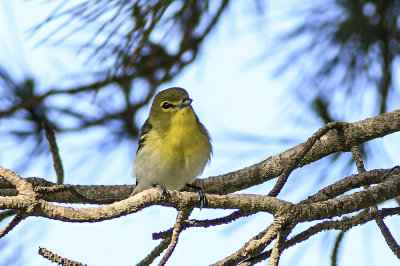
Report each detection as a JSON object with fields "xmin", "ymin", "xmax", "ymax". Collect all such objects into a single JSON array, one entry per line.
[
  {"xmin": 0, "ymin": 210, "xmax": 16, "ymax": 222},
  {"xmin": 39, "ymin": 247, "xmax": 86, "ymax": 266},
  {"xmin": 137, "ymin": 237, "xmax": 171, "ymax": 266},
  {"xmin": 187, "ymin": 210, "xmax": 255, "ymax": 228},
  {"xmin": 269, "ymin": 228, "xmax": 290, "ymax": 266},
  {"xmin": 214, "ymin": 218, "xmax": 286, "ymax": 265},
  {"xmin": 350, "ymin": 145, "xmax": 366, "ymax": 174},
  {"xmin": 0, "ymin": 74, "xmax": 135, "ymax": 118},
  {"xmin": 374, "ymin": 218, "xmax": 400, "ymax": 259},
  {"xmin": 331, "ymin": 230, "xmax": 347, "ymax": 266},
  {"xmin": 351, "ymin": 146, "xmax": 400, "ymax": 259},
  {"xmin": 159, "ymin": 209, "xmax": 193, "ymax": 265},
  {"xmin": 153, "ymin": 210, "xmax": 255, "ymax": 240},
  {"xmin": 129, "ymin": 1, "xmax": 166, "ymax": 68},
  {"xmin": 42, "ymin": 120, "xmax": 64, "ymax": 185},
  {"xmin": 0, "ymin": 213, "xmax": 25, "ymax": 238},
  {"xmin": 268, "ymin": 122, "xmax": 347, "ymax": 197}
]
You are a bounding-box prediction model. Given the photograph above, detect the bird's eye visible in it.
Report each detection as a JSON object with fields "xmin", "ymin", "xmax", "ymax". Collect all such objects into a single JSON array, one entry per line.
[{"xmin": 161, "ymin": 102, "xmax": 172, "ymax": 109}]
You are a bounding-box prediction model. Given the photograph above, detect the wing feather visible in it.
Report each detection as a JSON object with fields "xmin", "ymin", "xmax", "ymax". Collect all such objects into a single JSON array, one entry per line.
[{"xmin": 137, "ymin": 119, "xmax": 152, "ymax": 154}]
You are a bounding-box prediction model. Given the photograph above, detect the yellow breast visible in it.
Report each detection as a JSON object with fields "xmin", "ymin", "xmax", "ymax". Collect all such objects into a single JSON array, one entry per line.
[{"xmin": 156, "ymin": 106, "xmax": 211, "ymax": 168}]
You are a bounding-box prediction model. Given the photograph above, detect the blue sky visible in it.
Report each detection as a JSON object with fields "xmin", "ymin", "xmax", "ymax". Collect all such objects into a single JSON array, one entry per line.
[{"xmin": 1, "ymin": 1, "xmax": 400, "ymax": 266}]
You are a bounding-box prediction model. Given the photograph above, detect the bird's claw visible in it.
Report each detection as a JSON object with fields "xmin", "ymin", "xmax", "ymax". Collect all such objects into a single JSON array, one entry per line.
[
  {"xmin": 197, "ymin": 188, "xmax": 207, "ymax": 209},
  {"xmin": 186, "ymin": 184, "xmax": 208, "ymax": 209},
  {"xmin": 153, "ymin": 184, "xmax": 169, "ymax": 201}
]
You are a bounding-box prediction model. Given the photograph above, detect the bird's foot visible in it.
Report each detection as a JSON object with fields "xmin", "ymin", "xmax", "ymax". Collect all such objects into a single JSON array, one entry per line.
[
  {"xmin": 153, "ymin": 184, "xmax": 169, "ymax": 201},
  {"xmin": 186, "ymin": 184, "xmax": 207, "ymax": 209}
]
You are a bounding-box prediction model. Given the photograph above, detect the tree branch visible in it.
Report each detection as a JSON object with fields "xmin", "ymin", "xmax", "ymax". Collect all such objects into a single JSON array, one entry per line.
[
  {"xmin": 38, "ymin": 247, "xmax": 86, "ymax": 266},
  {"xmin": 1, "ymin": 109, "xmax": 399, "ymax": 204},
  {"xmin": 0, "ymin": 110, "xmax": 399, "ymax": 265},
  {"xmin": 0, "ymin": 213, "xmax": 25, "ymax": 238},
  {"xmin": 153, "ymin": 209, "xmax": 255, "ymax": 240},
  {"xmin": 159, "ymin": 209, "xmax": 192, "ymax": 265},
  {"xmin": 137, "ymin": 237, "xmax": 172, "ymax": 266},
  {"xmin": 268, "ymin": 121, "xmax": 347, "ymax": 197},
  {"xmin": 241, "ymin": 208, "xmax": 400, "ymax": 265},
  {"xmin": 351, "ymin": 145, "xmax": 400, "ymax": 259},
  {"xmin": 197, "ymin": 109, "xmax": 400, "ymax": 194},
  {"xmin": 42, "ymin": 120, "xmax": 64, "ymax": 185}
]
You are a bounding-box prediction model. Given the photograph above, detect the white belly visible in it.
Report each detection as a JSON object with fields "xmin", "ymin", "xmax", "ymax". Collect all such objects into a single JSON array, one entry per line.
[{"xmin": 134, "ymin": 148, "xmax": 209, "ymax": 192}]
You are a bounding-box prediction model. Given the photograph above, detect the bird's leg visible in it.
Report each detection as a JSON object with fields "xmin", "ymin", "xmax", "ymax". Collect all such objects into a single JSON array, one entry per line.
[
  {"xmin": 186, "ymin": 184, "xmax": 207, "ymax": 208},
  {"xmin": 153, "ymin": 184, "xmax": 169, "ymax": 201}
]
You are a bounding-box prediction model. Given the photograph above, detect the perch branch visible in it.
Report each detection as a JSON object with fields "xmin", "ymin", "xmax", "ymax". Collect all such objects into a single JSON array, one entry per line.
[{"xmin": 1, "ymin": 109, "xmax": 399, "ymax": 204}]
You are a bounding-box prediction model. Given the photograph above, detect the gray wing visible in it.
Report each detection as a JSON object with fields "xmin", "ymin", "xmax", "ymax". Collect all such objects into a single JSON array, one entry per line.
[{"xmin": 137, "ymin": 119, "xmax": 152, "ymax": 154}]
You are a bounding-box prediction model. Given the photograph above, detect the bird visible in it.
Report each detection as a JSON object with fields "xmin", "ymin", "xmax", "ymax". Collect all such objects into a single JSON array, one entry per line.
[{"xmin": 131, "ymin": 87, "xmax": 212, "ymax": 207}]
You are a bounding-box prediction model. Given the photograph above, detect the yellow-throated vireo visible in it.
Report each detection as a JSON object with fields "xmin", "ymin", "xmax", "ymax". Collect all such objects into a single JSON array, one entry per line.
[{"xmin": 131, "ymin": 87, "xmax": 212, "ymax": 207}]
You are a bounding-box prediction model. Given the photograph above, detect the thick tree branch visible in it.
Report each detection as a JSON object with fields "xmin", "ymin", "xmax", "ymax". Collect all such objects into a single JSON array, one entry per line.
[
  {"xmin": 1, "ymin": 109, "xmax": 399, "ymax": 204},
  {"xmin": 0, "ymin": 187, "xmax": 290, "ymax": 223},
  {"xmin": 199, "ymin": 109, "xmax": 400, "ymax": 194},
  {"xmin": 1, "ymin": 159, "xmax": 400, "ymax": 226},
  {"xmin": 297, "ymin": 171, "xmax": 400, "ymax": 222},
  {"xmin": 300, "ymin": 168, "xmax": 398, "ymax": 204},
  {"xmin": 2, "ymin": 168, "xmax": 398, "ymax": 224}
]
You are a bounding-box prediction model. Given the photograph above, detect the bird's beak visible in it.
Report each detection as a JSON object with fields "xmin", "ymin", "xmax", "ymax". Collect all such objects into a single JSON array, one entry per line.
[{"xmin": 179, "ymin": 98, "xmax": 192, "ymax": 108}]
